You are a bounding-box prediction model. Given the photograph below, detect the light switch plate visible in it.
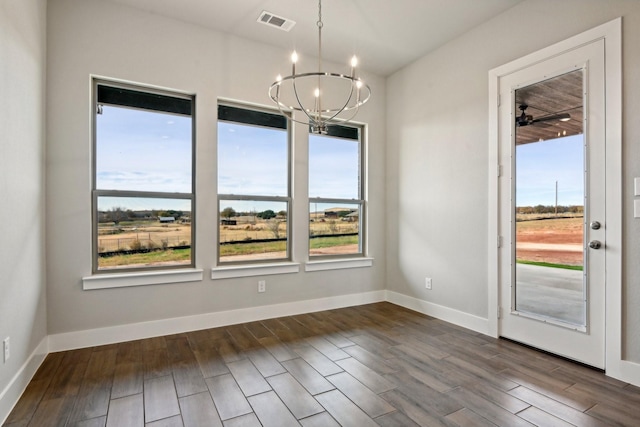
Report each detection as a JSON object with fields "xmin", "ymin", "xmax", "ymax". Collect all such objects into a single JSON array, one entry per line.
[
  {"xmin": 635, "ymin": 200, "xmax": 640, "ymax": 219},
  {"xmin": 635, "ymin": 177, "xmax": 640, "ymax": 196}
]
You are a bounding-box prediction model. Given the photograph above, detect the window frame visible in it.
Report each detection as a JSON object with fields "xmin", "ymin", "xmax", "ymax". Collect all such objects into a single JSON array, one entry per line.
[
  {"xmin": 216, "ymin": 101, "xmax": 293, "ymax": 266},
  {"xmin": 91, "ymin": 79, "xmax": 196, "ymax": 274},
  {"xmin": 308, "ymin": 123, "xmax": 367, "ymax": 260}
]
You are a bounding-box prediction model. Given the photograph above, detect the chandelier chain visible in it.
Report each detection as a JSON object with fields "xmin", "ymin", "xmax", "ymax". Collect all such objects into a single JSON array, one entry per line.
[
  {"xmin": 317, "ymin": 0, "xmax": 323, "ymax": 122},
  {"xmin": 317, "ymin": 0, "xmax": 323, "ymax": 71}
]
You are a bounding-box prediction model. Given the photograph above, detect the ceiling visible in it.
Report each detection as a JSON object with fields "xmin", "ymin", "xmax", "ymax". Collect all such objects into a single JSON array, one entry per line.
[
  {"xmin": 515, "ymin": 70, "xmax": 584, "ymax": 145},
  {"xmin": 104, "ymin": 0, "xmax": 524, "ymax": 76}
]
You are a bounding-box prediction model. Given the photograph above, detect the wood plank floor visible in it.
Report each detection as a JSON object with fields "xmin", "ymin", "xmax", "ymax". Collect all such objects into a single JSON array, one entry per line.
[{"xmin": 4, "ymin": 302, "xmax": 640, "ymax": 426}]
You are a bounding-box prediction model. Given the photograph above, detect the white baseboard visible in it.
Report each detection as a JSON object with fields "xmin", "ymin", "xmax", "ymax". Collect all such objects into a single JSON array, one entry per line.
[
  {"xmin": 0, "ymin": 337, "xmax": 48, "ymax": 425},
  {"xmin": 385, "ymin": 290, "xmax": 490, "ymax": 335},
  {"xmin": 608, "ymin": 359, "xmax": 640, "ymax": 388},
  {"xmin": 49, "ymin": 290, "xmax": 386, "ymax": 352}
]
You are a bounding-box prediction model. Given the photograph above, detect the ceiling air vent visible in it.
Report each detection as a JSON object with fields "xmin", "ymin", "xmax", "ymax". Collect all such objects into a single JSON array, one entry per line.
[{"xmin": 257, "ymin": 11, "xmax": 296, "ymax": 32}]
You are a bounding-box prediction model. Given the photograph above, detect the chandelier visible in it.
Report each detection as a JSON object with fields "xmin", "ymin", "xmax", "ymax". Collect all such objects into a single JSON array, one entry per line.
[{"xmin": 268, "ymin": 0, "xmax": 371, "ymax": 135}]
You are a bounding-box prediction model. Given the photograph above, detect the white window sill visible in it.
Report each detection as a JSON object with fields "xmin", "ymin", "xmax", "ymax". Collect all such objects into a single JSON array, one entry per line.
[
  {"xmin": 211, "ymin": 262, "xmax": 300, "ymax": 280},
  {"xmin": 305, "ymin": 257, "xmax": 374, "ymax": 272},
  {"xmin": 82, "ymin": 268, "xmax": 204, "ymax": 290}
]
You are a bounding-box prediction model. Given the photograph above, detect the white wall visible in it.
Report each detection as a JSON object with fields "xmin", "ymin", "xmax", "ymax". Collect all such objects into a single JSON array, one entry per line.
[
  {"xmin": 387, "ymin": 0, "xmax": 640, "ymax": 362},
  {"xmin": 0, "ymin": 0, "xmax": 48, "ymax": 420},
  {"xmin": 45, "ymin": 0, "xmax": 386, "ymax": 336}
]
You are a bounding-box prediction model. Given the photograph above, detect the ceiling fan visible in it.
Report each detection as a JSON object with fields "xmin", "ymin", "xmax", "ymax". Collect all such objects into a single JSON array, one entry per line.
[{"xmin": 516, "ymin": 104, "xmax": 571, "ymax": 127}]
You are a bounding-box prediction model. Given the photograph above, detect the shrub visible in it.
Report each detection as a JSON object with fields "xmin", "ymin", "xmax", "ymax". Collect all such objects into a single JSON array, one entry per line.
[{"xmin": 129, "ymin": 239, "xmax": 145, "ymax": 251}]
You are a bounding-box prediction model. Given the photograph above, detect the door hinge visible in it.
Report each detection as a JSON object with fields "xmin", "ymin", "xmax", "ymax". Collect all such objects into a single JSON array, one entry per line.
[
  {"xmin": 497, "ymin": 164, "xmax": 503, "ymax": 177},
  {"xmin": 497, "ymin": 235, "xmax": 503, "ymax": 248},
  {"xmin": 498, "ymin": 306, "xmax": 502, "ymax": 319}
]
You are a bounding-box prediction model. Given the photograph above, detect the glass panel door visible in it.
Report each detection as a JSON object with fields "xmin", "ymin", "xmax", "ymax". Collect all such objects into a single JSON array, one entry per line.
[
  {"xmin": 514, "ymin": 70, "xmax": 585, "ymax": 327},
  {"xmin": 498, "ymin": 38, "xmax": 606, "ymax": 369}
]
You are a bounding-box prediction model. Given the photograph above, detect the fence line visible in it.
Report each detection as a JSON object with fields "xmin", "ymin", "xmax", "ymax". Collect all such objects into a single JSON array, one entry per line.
[
  {"xmin": 99, "ymin": 231, "xmax": 357, "ymax": 252},
  {"xmin": 98, "ymin": 234, "xmax": 191, "ymax": 253}
]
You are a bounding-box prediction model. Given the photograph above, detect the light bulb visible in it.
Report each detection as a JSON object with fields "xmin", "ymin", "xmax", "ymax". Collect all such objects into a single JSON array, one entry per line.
[
  {"xmin": 356, "ymin": 80, "xmax": 363, "ymax": 89},
  {"xmin": 314, "ymin": 88, "xmax": 320, "ymax": 97},
  {"xmin": 291, "ymin": 51, "xmax": 298, "ymax": 63},
  {"xmin": 276, "ymin": 74, "xmax": 282, "ymax": 82},
  {"xmin": 350, "ymin": 56, "xmax": 358, "ymax": 68}
]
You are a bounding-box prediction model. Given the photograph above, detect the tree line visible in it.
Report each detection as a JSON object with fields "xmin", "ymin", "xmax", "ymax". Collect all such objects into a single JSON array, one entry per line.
[
  {"xmin": 220, "ymin": 207, "xmax": 287, "ymax": 219},
  {"xmin": 516, "ymin": 205, "xmax": 583, "ymax": 214},
  {"xmin": 99, "ymin": 207, "xmax": 187, "ymax": 225}
]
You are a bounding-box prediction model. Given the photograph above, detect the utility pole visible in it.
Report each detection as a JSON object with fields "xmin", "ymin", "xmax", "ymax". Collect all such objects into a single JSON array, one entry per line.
[{"xmin": 555, "ymin": 180, "xmax": 558, "ymax": 216}]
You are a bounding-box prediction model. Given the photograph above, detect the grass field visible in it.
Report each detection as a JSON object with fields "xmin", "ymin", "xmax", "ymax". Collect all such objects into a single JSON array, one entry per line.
[
  {"xmin": 98, "ymin": 248, "xmax": 191, "ymax": 268},
  {"xmin": 98, "ymin": 217, "xmax": 360, "ymax": 268},
  {"xmin": 516, "ymin": 259, "xmax": 583, "ymax": 271}
]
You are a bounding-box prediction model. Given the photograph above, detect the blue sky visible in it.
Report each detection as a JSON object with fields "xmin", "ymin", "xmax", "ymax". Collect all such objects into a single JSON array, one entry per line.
[
  {"xmin": 308, "ymin": 134, "xmax": 359, "ymax": 200},
  {"xmin": 97, "ymin": 106, "xmax": 192, "ymax": 194},
  {"xmin": 218, "ymin": 121, "xmax": 288, "ymax": 196},
  {"xmin": 516, "ymin": 134, "xmax": 584, "ymax": 207},
  {"xmin": 96, "ymin": 106, "xmax": 193, "ymax": 212},
  {"xmin": 97, "ymin": 106, "xmax": 360, "ymax": 214}
]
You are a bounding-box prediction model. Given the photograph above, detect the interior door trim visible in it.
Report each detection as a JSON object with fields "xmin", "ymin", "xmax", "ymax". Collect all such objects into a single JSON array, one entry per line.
[{"xmin": 488, "ymin": 18, "xmax": 624, "ymax": 380}]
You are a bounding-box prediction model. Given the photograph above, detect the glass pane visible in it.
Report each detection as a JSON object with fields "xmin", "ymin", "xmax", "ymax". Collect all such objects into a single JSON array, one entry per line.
[
  {"xmin": 96, "ymin": 105, "xmax": 192, "ymax": 193},
  {"xmin": 309, "ymin": 134, "xmax": 359, "ymax": 199},
  {"xmin": 97, "ymin": 196, "xmax": 192, "ymax": 270},
  {"xmin": 218, "ymin": 121, "xmax": 288, "ymax": 196},
  {"xmin": 219, "ymin": 200, "xmax": 288, "ymax": 263},
  {"xmin": 309, "ymin": 202, "xmax": 361, "ymax": 256},
  {"xmin": 514, "ymin": 70, "xmax": 585, "ymax": 326}
]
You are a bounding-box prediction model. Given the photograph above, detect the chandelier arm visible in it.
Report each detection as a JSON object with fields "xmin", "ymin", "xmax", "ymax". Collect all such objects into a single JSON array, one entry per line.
[
  {"xmin": 270, "ymin": 73, "xmax": 371, "ymax": 112},
  {"xmin": 329, "ymin": 97, "xmax": 362, "ymax": 125},
  {"xmin": 323, "ymin": 83, "xmax": 357, "ymax": 123},
  {"xmin": 290, "ymin": 74, "xmax": 320, "ymax": 126},
  {"xmin": 271, "ymin": 84, "xmax": 296, "ymax": 124},
  {"xmin": 268, "ymin": 84, "xmax": 328, "ymax": 128},
  {"xmin": 269, "ymin": 74, "xmax": 371, "ymax": 133}
]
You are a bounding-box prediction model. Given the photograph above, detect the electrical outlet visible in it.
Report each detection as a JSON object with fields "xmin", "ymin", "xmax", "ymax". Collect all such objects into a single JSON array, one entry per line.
[
  {"xmin": 3, "ymin": 337, "xmax": 9, "ymax": 362},
  {"xmin": 425, "ymin": 277, "xmax": 432, "ymax": 290},
  {"xmin": 258, "ymin": 280, "xmax": 266, "ymax": 293}
]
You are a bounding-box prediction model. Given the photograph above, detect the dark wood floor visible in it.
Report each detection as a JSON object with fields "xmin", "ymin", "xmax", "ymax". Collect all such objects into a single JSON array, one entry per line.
[{"xmin": 4, "ymin": 302, "xmax": 640, "ymax": 427}]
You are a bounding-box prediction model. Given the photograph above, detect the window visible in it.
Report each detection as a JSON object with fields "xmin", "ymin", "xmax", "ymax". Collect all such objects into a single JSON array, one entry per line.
[
  {"xmin": 309, "ymin": 125, "xmax": 365, "ymax": 258},
  {"xmin": 93, "ymin": 81, "xmax": 195, "ymax": 272},
  {"xmin": 217, "ymin": 103, "xmax": 291, "ymax": 264}
]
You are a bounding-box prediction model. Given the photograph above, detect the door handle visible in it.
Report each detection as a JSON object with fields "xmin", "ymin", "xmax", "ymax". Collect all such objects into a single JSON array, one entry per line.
[
  {"xmin": 590, "ymin": 221, "xmax": 601, "ymax": 230},
  {"xmin": 589, "ymin": 240, "xmax": 602, "ymax": 249}
]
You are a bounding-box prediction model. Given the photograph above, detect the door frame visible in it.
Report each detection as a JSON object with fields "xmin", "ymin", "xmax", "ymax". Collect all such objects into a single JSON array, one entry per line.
[{"xmin": 488, "ymin": 19, "xmax": 622, "ymax": 376}]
